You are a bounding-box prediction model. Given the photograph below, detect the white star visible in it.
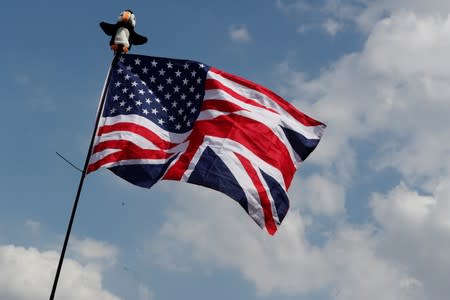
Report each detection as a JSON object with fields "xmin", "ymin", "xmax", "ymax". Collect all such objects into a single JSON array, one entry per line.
[
  {"xmin": 158, "ymin": 119, "xmax": 165, "ymax": 125},
  {"xmin": 148, "ymin": 89, "xmax": 153, "ymax": 94},
  {"xmin": 119, "ymin": 57, "xmax": 125, "ymax": 63},
  {"xmin": 141, "ymin": 80, "xmax": 147, "ymax": 85},
  {"xmin": 155, "ymin": 98, "xmax": 161, "ymax": 103},
  {"xmin": 159, "ymin": 69, "xmax": 166, "ymax": 76},
  {"xmin": 189, "ymin": 86, "xmax": 195, "ymax": 93},
  {"xmin": 124, "ymin": 74, "xmax": 131, "ymax": 80},
  {"xmin": 138, "ymin": 89, "xmax": 145, "ymax": 95},
  {"xmin": 120, "ymin": 101, "xmax": 126, "ymax": 107},
  {"xmin": 117, "ymin": 68, "xmax": 123, "ymax": 74},
  {"xmin": 135, "ymin": 100, "xmax": 142, "ymax": 106},
  {"xmin": 145, "ymin": 98, "xmax": 152, "ymax": 104},
  {"xmin": 178, "ymin": 108, "xmax": 184, "ymax": 115},
  {"xmin": 183, "ymin": 63, "xmax": 189, "ymax": 69},
  {"xmin": 166, "ymin": 77, "xmax": 173, "ymax": 84},
  {"xmin": 143, "ymin": 109, "xmax": 149, "ymax": 115},
  {"xmin": 115, "ymin": 81, "xmax": 121, "ymax": 87},
  {"xmin": 113, "ymin": 95, "xmax": 119, "ymax": 101},
  {"xmin": 168, "ymin": 115, "xmax": 175, "ymax": 121},
  {"xmin": 171, "ymin": 101, "xmax": 178, "ymax": 108},
  {"xmin": 195, "ymin": 93, "xmax": 201, "ymax": 99},
  {"xmin": 110, "ymin": 108, "xmax": 116, "ymax": 114},
  {"xmin": 165, "ymin": 93, "xmax": 171, "ymax": 100},
  {"xmin": 175, "ymin": 124, "xmax": 181, "ymax": 130},
  {"xmin": 175, "ymin": 70, "xmax": 181, "ymax": 77},
  {"xmin": 191, "ymin": 107, "xmax": 197, "ymax": 114},
  {"xmin": 131, "ymin": 81, "xmax": 138, "ymax": 87},
  {"xmin": 199, "ymin": 63, "xmax": 205, "ymax": 68},
  {"xmin": 142, "ymin": 66, "xmax": 148, "ymax": 74},
  {"xmin": 134, "ymin": 58, "xmax": 141, "ymax": 65},
  {"xmin": 191, "ymin": 70, "xmax": 197, "ymax": 77},
  {"xmin": 167, "ymin": 62, "xmax": 173, "ymax": 69},
  {"xmin": 196, "ymin": 78, "xmax": 202, "ymax": 84},
  {"xmin": 152, "ymin": 108, "xmax": 158, "ymax": 114},
  {"xmin": 126, "ymin": 106, "xmax": 132, "ymax": 112},
  {"xmin": 186, "ymin": 101, "xmax": 192, "ymax": 107},
  {"xmin": 157, "ymin": 85, "xmax": 164, "ymax": 91},
  {"xmin": 151, "ymin": 60, "xmax": 158, "ymax": 67},
  {"xmin": 126, "ymin": 65, "xmax": 132, "ymax": 71},
  {"xmin": 128, "ymin": 93, "xmax": 135, "ymax": 99},
  {"xmin": 150, "ymin": 76, "xmax": 156, "ymax": 83},
  {"xmin": 122, "ymin": 87, "xmax": 128, "ymax": 93},
  {"xmin": 182, "ymin": 78, "xmax": 188, "ymax": 85},
  {"xmin": 181, "ymin": 94, "xmax": 187, "ymax": 100},
  {"xmin": 162, "ymin": 106, "xmax": 168, "ymax": 112},
  {"xmin": 186, "ymin": 120, "xmax": 191, "ymax": 127},
  {"xmin": 174, "ymin": 86, "xmax": 180, "ymax": 93}
]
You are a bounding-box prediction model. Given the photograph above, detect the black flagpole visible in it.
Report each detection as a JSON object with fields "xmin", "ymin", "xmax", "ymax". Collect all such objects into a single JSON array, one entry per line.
[{"xmin": 49, "ymin": 54, "xmax": 119, "ymax": 300}]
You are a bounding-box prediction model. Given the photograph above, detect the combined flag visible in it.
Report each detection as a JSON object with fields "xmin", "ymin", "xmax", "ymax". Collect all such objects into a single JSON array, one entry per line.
[{"xmin": 87, "ymin": 54, "xmax": 326, "ymax": 235}]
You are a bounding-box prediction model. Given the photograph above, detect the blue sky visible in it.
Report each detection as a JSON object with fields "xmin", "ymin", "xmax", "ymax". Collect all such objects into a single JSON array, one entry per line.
[{"xmin": 2, "ymin": 1, "xmax": 450, "ymax": 299}]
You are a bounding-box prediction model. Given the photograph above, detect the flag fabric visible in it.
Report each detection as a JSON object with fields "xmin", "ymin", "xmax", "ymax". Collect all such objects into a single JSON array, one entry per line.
[{"xmin": 88, "ymin": 54, "xmax": 325, "ymax": 235}]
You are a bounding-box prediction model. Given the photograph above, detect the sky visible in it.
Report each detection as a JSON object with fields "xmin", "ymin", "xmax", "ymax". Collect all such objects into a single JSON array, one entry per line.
[{"xmin": 1, "ymin": 0, "xmax": 450, "ymax": 299}]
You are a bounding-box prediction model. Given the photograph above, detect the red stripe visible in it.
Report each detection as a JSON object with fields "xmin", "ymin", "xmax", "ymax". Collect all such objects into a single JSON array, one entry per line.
[
  {"xmin": 163, "ymin": 114, "xmax": 296, "ymax": 187},
  {"xmin": 201, "ymin": 99, "xmax": 244, "ymax": 113},
  {"xmin": 210, "ymin": 67, "xmax": 325, "ymax": 127},
  {"xmin": 205, "ymin": 78, "xmax": 278, "ymax": 114},
  {"xmin": 235, "ymin": 153, "xmax": 277, "ymax": 235},
  {"xmin": 97, "ymin": 122, "xmax": 179, "ymax": 150},
  {"xmin": 87, "ymin": 141, "xmax": 172, "ymax": 173}
]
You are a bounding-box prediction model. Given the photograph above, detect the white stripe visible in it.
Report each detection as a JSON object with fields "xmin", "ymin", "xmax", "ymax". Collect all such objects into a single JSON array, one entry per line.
[
  {"xmin": 100, "ymin": 114, "xmax": 191, "ymax": 144},
  {"xmin": 94, "ymin": 131, "xmax": 189, "ymax": 154},
  {"xmin": 89, "ymin": 148, "xmax": 121, "ymax": 165},
  {"xmin": 93, "ymin": 157, "xmax": 176, "ymax": 170}
]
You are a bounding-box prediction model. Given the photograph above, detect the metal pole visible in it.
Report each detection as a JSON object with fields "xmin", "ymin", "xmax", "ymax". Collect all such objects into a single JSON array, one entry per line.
[{"xmin": 49, "ymin": 55, "xmax": 118, "ymax": 300}]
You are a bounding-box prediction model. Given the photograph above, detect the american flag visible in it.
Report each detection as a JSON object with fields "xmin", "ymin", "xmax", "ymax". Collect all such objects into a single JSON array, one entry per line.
[{"xmin": 88, "ymin": 54, "xmax": 325, "ymax": 235}]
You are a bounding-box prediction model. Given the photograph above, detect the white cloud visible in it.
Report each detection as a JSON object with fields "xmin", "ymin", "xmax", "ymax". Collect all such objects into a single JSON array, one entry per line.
[
  {"xmin": 138, "ymin": 283, "xmax": 154, "ymax": 300},
  {"xmin": 229, "ymin": 25, "xmax": 252, "ymax": 43},
  {"xmin": 370, "ymin": 180, "xmax": 450, "ymax": 299},
  {"xmin": 150, "ymin": 185, "xmax": 426, "ymax": 299},
  {"xmin": 24, "ymin": 219, "xmax": 40, "ymax": 235},
  {"xmin": 0, "ymin": 244, "xmax": 120, "ymax": 300},
  {"xmin": 323, "ymin": 19, "xmax": 342, "ymax": 36},
  {"xmin": 70, "ymin": 237, "xmax": 119, "ymax": 267},
  {"xmin": 151, "ymin": 184, "xmax": 332, "ymax": 295},
  {"xmin": 289, "ymin": 174, "xmax": 346, "ymax": 216}
]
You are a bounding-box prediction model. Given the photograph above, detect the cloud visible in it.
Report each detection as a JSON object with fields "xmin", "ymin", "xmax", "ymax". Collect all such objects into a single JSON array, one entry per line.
[
  {"xmin": 229, "ymin": 25, "xmax": 252, "ymax": 43},
  {"xmin": 70, "ymin": 237, "xmax": 119, "ymax": 267},
  {"xmin": 323, "ymin": 19, "xmax": 342, "ymax": 36},
  {"xmin": 151, "ymin": 184, "xmax": 332, "ymax": 295},
  {"xmin": 24, "ymin": 219, "xmax": 41, "ymax": 235},
  {"xmin": 289, "ymin": 174, "xmax": 346, "ymax": 216},
  {"xmin": 150, "ymin": 185, "xmax": 425, "ymax": 299},
  {"xmin": 0, "ymin": 244, "xmax": 120, "ymax": 300},
  {"xmin": 138, "ymin": 283, "xmax": 154, "ymax": 300}
]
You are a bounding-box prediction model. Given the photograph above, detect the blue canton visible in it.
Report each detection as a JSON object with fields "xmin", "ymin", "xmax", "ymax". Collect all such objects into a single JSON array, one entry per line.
[{"xmin": 103, "ymin": 54, "xmax": 210, "ymax": 133}]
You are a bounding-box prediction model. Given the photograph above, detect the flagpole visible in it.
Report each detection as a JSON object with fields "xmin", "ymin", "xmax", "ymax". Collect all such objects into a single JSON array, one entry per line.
[{"xmin": 49, "ymin": 54, "xmax": 119, "ymax": 300}]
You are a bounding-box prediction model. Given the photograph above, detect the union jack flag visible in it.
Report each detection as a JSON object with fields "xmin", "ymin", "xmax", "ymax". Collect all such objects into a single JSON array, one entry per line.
[{"xmin": 88, "ymin": 54, "xmax": 325, "ymax": 235}]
